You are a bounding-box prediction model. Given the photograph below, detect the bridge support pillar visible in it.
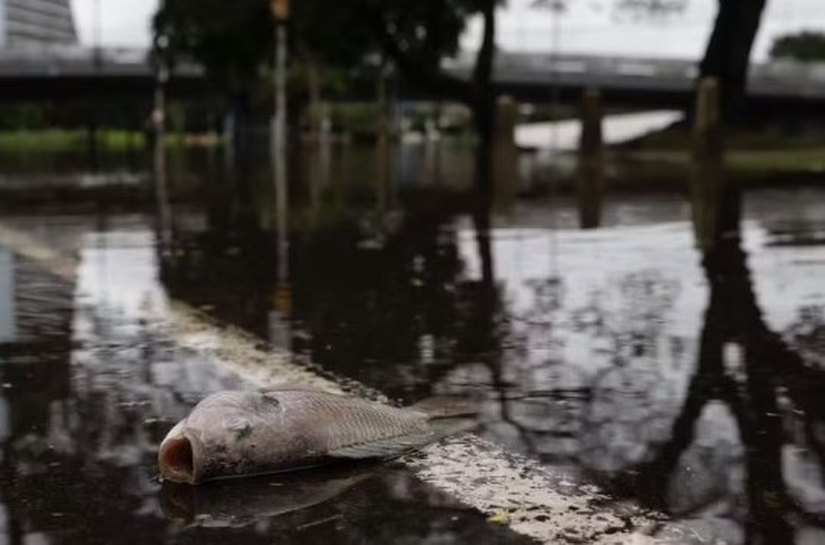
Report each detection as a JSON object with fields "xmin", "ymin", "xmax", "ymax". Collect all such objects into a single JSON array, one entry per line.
[
  {"xmin": 690, "ymin": 77, "xmax": 726, "ymax": 250},
  {"xmin": 577, "ymin": 88, "xmax": 605, "ymax": 229},
  {"xmin": 492, "ymin": 95, "xmax": 519, "ymax": 211}
]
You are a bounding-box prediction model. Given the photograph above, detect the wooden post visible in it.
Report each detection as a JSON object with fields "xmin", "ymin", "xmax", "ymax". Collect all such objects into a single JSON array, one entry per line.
[
  {"xmin": 492, "ymin": 95, "xmax": 519, "ymax": 211},
  {"xmin": 577, "ymin": 88, "xmax": 605, "ymax": 229},
  {"xmin": 690, "ymin": 77, "xmax": 725, "ymax": 250}
]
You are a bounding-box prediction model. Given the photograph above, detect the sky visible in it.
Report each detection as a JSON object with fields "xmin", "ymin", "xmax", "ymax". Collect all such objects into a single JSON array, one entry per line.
[
  {"xmin": 70, "ymin": 0, "xmax": 825, "ymax": 61},
  {"xmin": 70, "ymin": 0, "xmax": 159, "ymax": 47}
]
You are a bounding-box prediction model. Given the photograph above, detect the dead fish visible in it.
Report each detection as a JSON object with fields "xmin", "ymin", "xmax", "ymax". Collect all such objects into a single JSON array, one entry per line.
[
  {"xmin": 160, "ymin": 464, "xmax": 377, "ymax": 527},
  {"xmin": 158, "ymin": 386, "xmax": 475, "ymax": 484}
]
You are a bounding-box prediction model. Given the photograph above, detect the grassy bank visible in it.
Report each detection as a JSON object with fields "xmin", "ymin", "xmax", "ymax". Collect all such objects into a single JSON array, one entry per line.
[
  {"xmin": 0, "ymin": 130, "xmax": 220, "ymax": 153},
  {"xmin": 615, "ymin": 125, "xmax": 825, "ymax": 181},
  {"xmin": 621, "ymin": 148, "xmax": 825, "ymax": 174}
]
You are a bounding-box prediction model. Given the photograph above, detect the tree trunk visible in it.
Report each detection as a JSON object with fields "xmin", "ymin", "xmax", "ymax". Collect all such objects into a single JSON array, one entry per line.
[
  {"xmin": 698, "ymin": 0, "xmax": 767, "ymax": 125},
  {"xmin": 472, "ymin": 0, "xmax": 497, "ymax": 196},
  {"xmin": 471, "ymin": 0, "xmax": 497, "ymax": 285}
]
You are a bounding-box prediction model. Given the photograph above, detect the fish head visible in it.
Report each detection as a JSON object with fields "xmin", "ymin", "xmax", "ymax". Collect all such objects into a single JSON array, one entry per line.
[{"xmin": 158, "ymin": 390, "xmax": 285, "ymax": 484}]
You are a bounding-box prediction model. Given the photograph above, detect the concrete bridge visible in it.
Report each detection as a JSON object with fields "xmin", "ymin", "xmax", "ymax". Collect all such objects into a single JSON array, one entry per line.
[
  {"xmin": 2, "ymin": 45, "xmax": 825, "ymax": 115},
  {"xmin": 0, "ymin": 46, "xmax": 204, "ymax": 101},
  {"xmin": 442, "ymin": 51, "xmax": 825, "ymax": 114}
]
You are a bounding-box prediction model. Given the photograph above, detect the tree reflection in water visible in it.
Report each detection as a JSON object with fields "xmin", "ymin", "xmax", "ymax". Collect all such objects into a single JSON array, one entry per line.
[
  {"xmin": 469, "ymin": 185, "xmax": 825, "ymax": 544},
  {"xmin": 156, "ymin": 146, "xmax": 825, "ymax": 543},
  {"xmin": 617, "ymin": 186, "xmax": 825, "ymax": 543}
]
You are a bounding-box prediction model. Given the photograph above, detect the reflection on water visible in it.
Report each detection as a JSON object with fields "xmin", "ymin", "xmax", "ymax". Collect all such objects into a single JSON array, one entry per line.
[
  {"xmin": 159, "ymin": 465, "xmax": 378, "ymax": 527},
  {"xmin": 0, "ymin": 247, "xmax": 14, "ymax": 343},
  {"xmin": 159, "ymin": 144, "xmax": 825, "ymax": 544},
  {"xmin": 0, "ymin": 215, "xmax": 533, "ymax": 544},
  {"xmin": 1, "ymin": 141, "xmax": 825, "ymax": 543}
]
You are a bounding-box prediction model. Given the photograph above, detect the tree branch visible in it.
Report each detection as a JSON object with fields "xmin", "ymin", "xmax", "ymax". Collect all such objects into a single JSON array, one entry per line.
[{"xmin": 379, "ymin": 34, "xmax": 474, "ymax": 104}]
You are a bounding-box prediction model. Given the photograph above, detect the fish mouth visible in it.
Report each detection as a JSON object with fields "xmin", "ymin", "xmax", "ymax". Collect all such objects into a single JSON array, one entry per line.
[{"xmin": 158, "ymin": 421, "xmax": 201, "ymax": 485}]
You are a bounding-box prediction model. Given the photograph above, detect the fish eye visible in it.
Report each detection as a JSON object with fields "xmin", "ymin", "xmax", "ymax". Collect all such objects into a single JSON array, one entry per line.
[{"xmin": 259, "ymin": 392, "xmax": 280, "ymax": 407}]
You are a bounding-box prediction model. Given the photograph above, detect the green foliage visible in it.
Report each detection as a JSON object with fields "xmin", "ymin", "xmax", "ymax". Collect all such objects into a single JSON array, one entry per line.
[
  {"xmin": 0, "ymin": 105, "xmax": 50, "ymax": 130},
  {"xmin": 0, "ymin": 130, "xmax": 214, "ymax": 153},
  {"xmin": 328, "ymin": 103, "xmax": 378, "ymax": 132},
  {"xmin": 153, "ymin": 0, "xmax": 484, "ymax": 101},
  {"xmin": 154, "ymin": 0, "xmax": 274, "ymax": 94},
  {"xmin": 770, "ymin": 31, "xmax": 825, "ymax": 62},
  {"xmin": 291, "ymin": 1, "xmax": 379, "ymax": 67},
  {"xmin": 368, "ymin": 0, "xmax": 480, "ymax": 66}
]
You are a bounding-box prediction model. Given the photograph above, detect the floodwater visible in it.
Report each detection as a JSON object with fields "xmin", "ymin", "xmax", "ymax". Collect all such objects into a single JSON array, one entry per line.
[{"xmin": 1, "ymin": 139, "xmax": 825, "ymax": 545}]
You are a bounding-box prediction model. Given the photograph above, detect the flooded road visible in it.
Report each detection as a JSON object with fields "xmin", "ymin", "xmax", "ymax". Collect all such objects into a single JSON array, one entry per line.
[{"xmin": 1, "ymin": 143, "xmax": 825, "ymax": 544}]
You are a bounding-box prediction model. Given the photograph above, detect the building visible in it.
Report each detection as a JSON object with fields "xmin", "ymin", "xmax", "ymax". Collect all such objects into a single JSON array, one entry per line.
[{"xmin": 0, "ymin": 0, "xmax": 78, "ymax": 48}]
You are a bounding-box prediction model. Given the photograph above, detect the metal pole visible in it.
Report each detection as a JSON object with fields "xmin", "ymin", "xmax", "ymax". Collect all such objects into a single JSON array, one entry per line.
[
  {"xmin": 273, "ymin": 21, "xmax": 287, "ymax": 159},
  {"xmin": 270, "ymin": 18, "xmax": 291, "ymax": 352},
  {"xmin": 275, "ymin": 20, "xmax": 288, "ymax": 283},
  {"xmin": 270, "ymin": 0, "xmax": 290, "ymax": 286},
  {"xmin": 154, "ymin": 64, "xmax": 172, "ymax": 250}
]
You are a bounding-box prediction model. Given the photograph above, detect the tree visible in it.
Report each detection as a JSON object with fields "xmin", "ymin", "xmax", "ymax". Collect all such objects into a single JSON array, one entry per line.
[
  {"xmin": 698, "ymin": 0, "xmax": 767, "ymax": 125},
  {"xmin": 152, "ymin": 0, "xmax": 487, "ymax": 113},
  {"xmin": 153, "ymin": 0, "xmax": 274, "ymax": 99},
  {"xmin": 540, "ymin": 0, "xmax": 767, "ymax": 124},
  {"xmin": 153, "ymin": 0, "xmax": 502, "ymax": 193},
  {"xmin": 619, "ymin": 0, "xmax": 768, "ymax": 124},
  {"xmin": 361, "ymin": 0, "xmax": 499, "ymax": 204},
  {"xmin": 770, "ymin": 31, "xmax": 825, "ymax": 62}
]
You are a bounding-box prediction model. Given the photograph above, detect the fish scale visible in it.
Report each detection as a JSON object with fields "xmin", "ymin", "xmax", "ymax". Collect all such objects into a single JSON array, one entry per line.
[{"xmin": 158, "ymin": 387, "xmax": 455, "ymax": 484}]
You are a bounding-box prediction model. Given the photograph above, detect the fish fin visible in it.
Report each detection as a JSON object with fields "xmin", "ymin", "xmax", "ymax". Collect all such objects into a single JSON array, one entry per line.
[
  {"xmin": 409, "ymin": 396, "xmax": 478, "ymax": 420},
  {"xmin": 263, "ymin": 384, "xmax": 343, "ymax": 395},
  {"xmin": 328, "ymin": 431, "xmax": 435, "ymax": 460}
]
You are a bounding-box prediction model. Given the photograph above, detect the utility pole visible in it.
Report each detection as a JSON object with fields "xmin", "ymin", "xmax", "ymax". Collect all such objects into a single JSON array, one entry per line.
[
  {"xmin": 269, "ymin": 0, "xmax": 292, "ymax": 352},
  {"xmin": 271, "ymin": 0, "xmax": 289, "ymax": 282},
  {"xmin": 153, "ymin": 36, "xmax": 172, "ymax": 251},
  {"xmin": 271, "ymin": 0, "xmax": 289, "ymax": 159}
]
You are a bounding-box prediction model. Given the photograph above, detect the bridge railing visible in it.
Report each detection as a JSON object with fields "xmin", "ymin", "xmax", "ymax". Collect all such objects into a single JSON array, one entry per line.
[
  {"xmin": 0, "ymin": 46, "xmax": 202, "ymax": 77},
  {"xmin": 443, "ymin": 51, "xmax": 825, "ymax": 99}
]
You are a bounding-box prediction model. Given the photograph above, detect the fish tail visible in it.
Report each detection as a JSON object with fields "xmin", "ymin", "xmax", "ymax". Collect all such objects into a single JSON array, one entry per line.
[{"xmin": 410, "ymin": 396, "xmax": 478, "ymax": 420}]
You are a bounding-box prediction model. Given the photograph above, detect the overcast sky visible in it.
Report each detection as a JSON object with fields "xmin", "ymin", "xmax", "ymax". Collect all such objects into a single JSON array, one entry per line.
[
  {"xmin": 71, "ymin": 0, "xmax": 159, "ymax": 47},
  {"xmin": 70, "ymin": 0, "xmax": 825, "ymax": 61}
]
